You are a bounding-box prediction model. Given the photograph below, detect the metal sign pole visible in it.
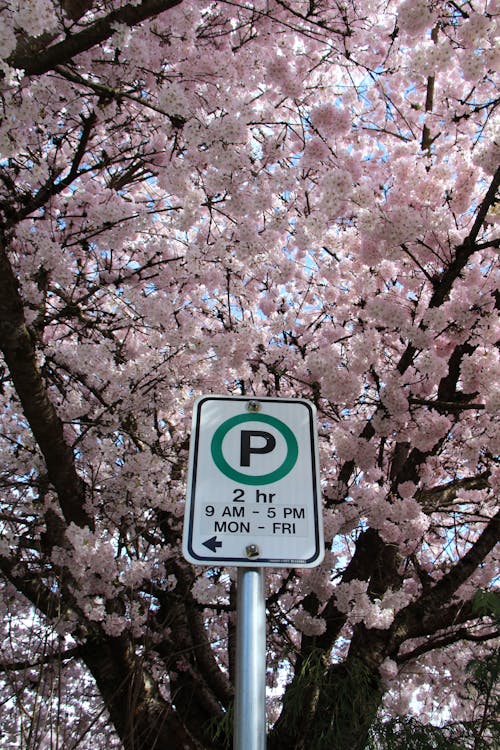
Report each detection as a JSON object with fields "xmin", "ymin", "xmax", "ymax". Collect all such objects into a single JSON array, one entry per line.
[{"xmin": 234, "ymin": 567, "xmax": 266, "ymax": 750}]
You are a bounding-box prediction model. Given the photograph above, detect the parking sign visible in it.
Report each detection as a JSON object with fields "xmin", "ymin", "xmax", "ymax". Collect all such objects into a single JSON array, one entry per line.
[{"xmin": 182, "ymin": 395, "xmax": 324, "ymax": 567}]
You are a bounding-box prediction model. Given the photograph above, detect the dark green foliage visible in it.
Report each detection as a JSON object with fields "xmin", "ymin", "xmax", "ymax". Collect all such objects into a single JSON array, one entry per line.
[
  {"xmin": 366, "ymin": 650, "xmax": 500, "ymax": 750},
  {"xmin": 206, "ymin": 706, "xmax": 233, "ymax": 750},
  {"xmin": 275, "ymin": 653, "xmax": 383, "ymax": 750},
  {"xmin": 366, "ymin": 716, "xmax": 468, "ymax": 749},
  {"xmin": 472, "ymin": 590, "xmax": 500, "ymax": 621}
]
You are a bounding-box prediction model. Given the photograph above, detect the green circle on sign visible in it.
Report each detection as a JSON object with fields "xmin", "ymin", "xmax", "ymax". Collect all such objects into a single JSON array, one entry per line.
[{"xmin": 211, "ymin": 413, "xmax": 298, "ymax": 485}]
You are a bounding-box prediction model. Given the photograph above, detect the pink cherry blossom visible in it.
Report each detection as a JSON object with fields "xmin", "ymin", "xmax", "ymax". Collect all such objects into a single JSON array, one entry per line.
[{"xmin": 0, "ymin": 2, "xmax": 498, "ymax": 748}]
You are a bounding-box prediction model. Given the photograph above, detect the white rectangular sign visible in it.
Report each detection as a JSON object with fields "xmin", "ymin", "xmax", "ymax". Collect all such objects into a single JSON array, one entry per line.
[{"xmin": 182, "ymin": 396, "xmax": 324, "ymax": 567}]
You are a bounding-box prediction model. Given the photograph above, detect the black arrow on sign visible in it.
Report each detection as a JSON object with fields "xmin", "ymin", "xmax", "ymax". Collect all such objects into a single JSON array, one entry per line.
[{"xmin": 203, "ymin": 536, "xmax": 222, "ymax": 553}]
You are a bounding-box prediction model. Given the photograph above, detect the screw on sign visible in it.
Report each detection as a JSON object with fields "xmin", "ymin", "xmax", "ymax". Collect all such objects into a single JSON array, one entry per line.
[{"xmin": 182, "ymin": 395, "xmax": 324, "ymax": 568}]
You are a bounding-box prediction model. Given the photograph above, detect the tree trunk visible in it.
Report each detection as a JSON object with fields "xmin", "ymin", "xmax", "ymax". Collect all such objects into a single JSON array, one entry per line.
[{"xmin": 80, "ymin": 634, "xmax": 205, "ymax": 750}]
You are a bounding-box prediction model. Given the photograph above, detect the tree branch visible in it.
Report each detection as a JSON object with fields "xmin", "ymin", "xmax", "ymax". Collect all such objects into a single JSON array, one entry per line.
[
  {"xmin": 11, "ymin": 111, "xmax": 98, "ymax": 226},
  {"xmin": 397, "ymin": 625, "xmax": 499, "ymax": 664},
  {"xmin": 409, "ymin": 397, "xmax": 484, "ymax": 413},
  {"xmin": 392, "ymin": 510, "xmax": 500, "ymax": 643},
  {"xmin": 429, "ymin": 165, "xmax": 500, "ymax": 310},
  {"xmin": 421, "ymin": 25, "xmax": 439, "ymax": 153},
  {"xmin": 416, "ymin": 471, "xmax": 491, "ymax": 512},
  {"xmin": 7, "ymin": 0, "xmax": 184, "ymax": 77},
  {"xmin": 0, "ymin": 237, "xmax": 90, "ymax": 529},
  {"xmin": 0, "ymin": 554, "xmax": 65, "ymax": 622},
  {"xmin": 331, "ymin": 166, "xmax": 500, "ymax": 499},
  {"xmin": 0, "ymin": 646, "xmax": 81, "ymax": 673}
]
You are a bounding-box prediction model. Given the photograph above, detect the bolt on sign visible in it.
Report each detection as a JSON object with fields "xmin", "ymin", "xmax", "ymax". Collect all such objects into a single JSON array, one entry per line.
[{"xmin": 182, "ymin": 396, "xmax": 324, "ymax": 567}]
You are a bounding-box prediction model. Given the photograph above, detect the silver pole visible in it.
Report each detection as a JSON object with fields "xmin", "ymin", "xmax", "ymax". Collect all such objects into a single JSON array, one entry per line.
[{"xmin": 234, "ymin": 567, "xmax": 266, "ymax": 750}]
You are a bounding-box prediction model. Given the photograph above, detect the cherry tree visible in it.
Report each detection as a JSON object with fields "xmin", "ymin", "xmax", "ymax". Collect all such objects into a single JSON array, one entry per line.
[{"xmin": 0, "ymin": 1, "xmax": 499, "ymax": 749}]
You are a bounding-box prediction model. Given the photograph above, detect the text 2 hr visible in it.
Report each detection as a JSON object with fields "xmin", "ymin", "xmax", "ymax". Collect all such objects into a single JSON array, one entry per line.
[{"xmin": 232, "ymin": 488, "xmax": 276, "ymax": 503}]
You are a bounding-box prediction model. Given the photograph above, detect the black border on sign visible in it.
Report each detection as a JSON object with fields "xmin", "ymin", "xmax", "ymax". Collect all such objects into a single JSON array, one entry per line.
[{"xmin": 184, "ymin": 395, "xmax": 323, "ymax": 567}]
